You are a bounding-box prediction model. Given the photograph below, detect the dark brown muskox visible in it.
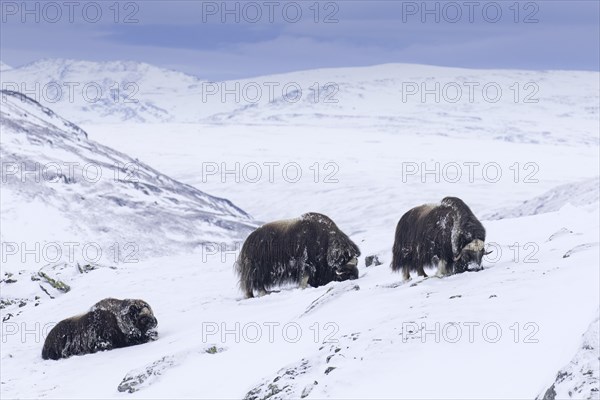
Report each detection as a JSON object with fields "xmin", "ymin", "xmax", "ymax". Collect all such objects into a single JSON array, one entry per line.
[
  {"xmin": 391, "ymin": 197, "xmax": 490, "ymax": 280},
  {"xmin": 235, "ymin": 212, "xmax": 361, "ymax": 298},
  {"xmin": 42, "ymin": 298, "xmax": 157, "ymax": 360}
]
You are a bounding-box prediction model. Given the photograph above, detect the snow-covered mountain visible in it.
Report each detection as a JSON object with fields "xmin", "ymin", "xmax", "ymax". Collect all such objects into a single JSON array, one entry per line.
[
  {"xmin": 0, "ymin": 61, "xmax": 12, "ymax": 72},
  {"xmin": 1, "ymin": 59, "xmax": 205, "ymax": 123},
  {"xmin": 2, "ymin": 59, "xmax": 598, "ymax": 147},
  {"xmin": 1, "ymin": 90, "xmax": 254, "ymax": 297}
]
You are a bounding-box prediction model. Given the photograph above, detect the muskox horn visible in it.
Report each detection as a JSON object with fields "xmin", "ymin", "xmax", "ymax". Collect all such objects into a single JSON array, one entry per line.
[
  {"xmin": 453, "ymin": 253, "xmax": 462, "ymax": 262},
  {"xmin": 463, "ymin": 239, "xmax": 485, "ymax": 252},
  {"xmin": 484, "ymin": 249, "xmax": 493, "ymax": 255}
]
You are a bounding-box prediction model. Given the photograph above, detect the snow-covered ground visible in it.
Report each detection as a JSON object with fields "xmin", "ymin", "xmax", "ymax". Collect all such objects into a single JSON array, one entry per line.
[
  {"xmin": 2, "ymin": 205, "xmax": 598, "ymax": 399},
  {"xmin": 1, "ymin": 63, "xmax": 599, "ymax": 399}
]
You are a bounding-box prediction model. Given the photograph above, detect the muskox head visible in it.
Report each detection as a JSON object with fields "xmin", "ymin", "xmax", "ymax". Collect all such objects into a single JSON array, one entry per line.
[
  {"xmin": 124, "ymin": 299, "xmax": 158, "ymax": 334},
  {"xmin": 453, "ymin": 239, "xmax": 491, "ymax": 272},
  {"xmin": 334, "ymin": 257, "xmax": 359, "ymax": 281},
  {"xmin": 327, "ymin": 231, "xmax": 361, "ymax": 283}
]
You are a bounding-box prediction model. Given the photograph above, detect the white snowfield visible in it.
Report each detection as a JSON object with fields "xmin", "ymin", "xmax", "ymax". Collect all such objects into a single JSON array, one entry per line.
[
  {"xmin": 1, "ymin": 62, "xmax": 599, "ymax": 399},
  {"xmin": 1, "ymin": 59, "xmax": 598, "ymax": 147}
]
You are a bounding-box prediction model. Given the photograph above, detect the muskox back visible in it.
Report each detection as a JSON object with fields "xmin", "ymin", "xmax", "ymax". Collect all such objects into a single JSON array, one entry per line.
[
  {"xmin": 392, "ymin": 197, "xmax": 486, "ymax": 279},
  {"xmin": 236, "ymin": 212, "xmax": 360, "ymax": 298},
  {"xmin": 42, "ymin": 309, "xmax": 127, "ymax": 360}
]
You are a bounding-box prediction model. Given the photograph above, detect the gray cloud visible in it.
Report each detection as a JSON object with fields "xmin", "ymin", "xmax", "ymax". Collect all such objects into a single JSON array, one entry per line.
[{"xmin": 1, "ymin": 0, "xmax": 598, "ymax": 79}]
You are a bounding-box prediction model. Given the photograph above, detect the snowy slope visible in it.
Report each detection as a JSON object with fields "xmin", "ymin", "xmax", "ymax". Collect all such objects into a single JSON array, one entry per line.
[
  {"xmin": 0, "ymin": 90, "xmax": 253, "ymax": 248},
  {"xmin": 538, "ymin": 313, "xmax": 600, "ymax": 400},
  {"xmin": 485, "ymin": 177, "xmax": 600, "ymax": 220},
  {"xmin": 0, "ymin": 90, "xmax": 254, "ymax": 316},
  {"xmin": 2, "ymin": 60, "xmax": 598, "ymax": 147},
  {"xmin": 1, "ymin": 199, "xmax": 598, "ymax": 399},
  {"xmin": 1, "ymin": 61, "xmax": 599, "ymax": 399}
]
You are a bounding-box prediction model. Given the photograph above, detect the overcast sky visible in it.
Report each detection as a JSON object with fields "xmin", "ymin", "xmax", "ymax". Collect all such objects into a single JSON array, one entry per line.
[{"xmin": 1, "ymin": 1, "xmax": 598, "ymax": 80}]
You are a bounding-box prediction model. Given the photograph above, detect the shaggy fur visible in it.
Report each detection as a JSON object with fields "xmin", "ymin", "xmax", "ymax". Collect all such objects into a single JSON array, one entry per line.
[
  {"xmin": 391, "ymin": 197, "xmax": 487, "ymax": 280},
  {"xmin": 236, "ymin": 212, "xmax": 360, "ymax": 298},
  {"xmin": 42, "ymin": 298, "xmax": 157, "ymax": 360}
]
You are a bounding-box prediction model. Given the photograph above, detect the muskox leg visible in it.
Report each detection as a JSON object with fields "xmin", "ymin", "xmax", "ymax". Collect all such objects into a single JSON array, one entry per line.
[
  {"xmin": 300, "ymin": 274, "xmax": 310, "ymax": 289},
  {"xmin": 436, "ymin": 259, "xmax": 447, "ymax": 277},
  {"xmin": 417, "ymin": 266, "xmax": 428, "ymax": 277},
  {"xmin": 402, "ymin": 265, "xmax": 411, "ymax": 281},
  {"xmin": 257, "ymin": 286, "xmax": 268, "ymax": 297},
  {"xmin": 245, "ymin": 288, "xmax": 255, "ymax": 298}
]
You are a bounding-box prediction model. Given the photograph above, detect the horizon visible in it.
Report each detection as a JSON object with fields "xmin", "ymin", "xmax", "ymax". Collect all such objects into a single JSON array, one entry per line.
[
  {"xmin": 1, "ymin": 1, "xmax": 598, "ymax": 80},
  {"xmin": 2, "ymin": 58, "xmax": 599, "ymax": 82}
]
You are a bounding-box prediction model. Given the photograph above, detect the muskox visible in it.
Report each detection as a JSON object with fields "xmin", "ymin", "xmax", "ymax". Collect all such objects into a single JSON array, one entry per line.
[
  {"xmin": 391, "ymin": 197, "xmax": 490, "ymax": 280},
  {"xmin": 236, "ymin": 212, "xmax": 361, "ymax": 298},
  {"xmin": 42, "ymin": 298, "xmax": 157, "ymax": 360}
]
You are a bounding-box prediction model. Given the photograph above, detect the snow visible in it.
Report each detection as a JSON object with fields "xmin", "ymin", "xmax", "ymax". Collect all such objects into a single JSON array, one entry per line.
[
  {"xmin": 2, "ymin": 204, "xmax": 598, "ymax": 398},
  {"xmin": 1, "ymin": 62, "xmax": 599, "ymax": 399},
  {"xmin": 0, "ymin": 62, "xmax": 12, "ymax": 72},
  {"xmin": 485, "ymin": 177, "xmax": 600, "ymax": 220},
  {"xmin": 0, "ymin": 90, "xmax": 253, "ymax": 258},
  {"xmin": 1, "ymin": 59, "xmax": 205, "ymax": 124},
  {"xmin": 538, "ymin": 313, "xmax": 600, "ymax": 399},
  {"xmin": 1, "ymin": 60, "xmax": 598, "ymax": 148}
]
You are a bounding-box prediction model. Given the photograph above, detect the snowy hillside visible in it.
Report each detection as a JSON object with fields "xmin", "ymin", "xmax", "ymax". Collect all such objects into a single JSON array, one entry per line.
[
  {"xmin": 2, "ymin": 60, "xmax": 598, "ymax": 147},
  {"xmin": 1, "ymin": 60, "xmax": 599, "ymax": 399},
  {"xmin": 1, "ymin": 194, "xmax": 598, "ymax": 399},
  {"xmin": 485, "ymin": 177, "xmax": 600, "ymax": 220},
  {"xmin": 0, "ymin": 90, "xmax": 254, "ymax": 316},
  {"xmin": 538, "ymin": 313, "xmax": 600, "ymax": 400}
]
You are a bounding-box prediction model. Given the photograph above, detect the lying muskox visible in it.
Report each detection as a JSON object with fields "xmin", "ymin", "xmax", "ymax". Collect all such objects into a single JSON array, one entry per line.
[
  {"xmin": 42, "ymin": 298, "xmax": 157, "ymax": 360},
  {"xmin": 391, "ymin": 197, "xmax": 490, "ymax": 280},
  {"xmin": 236, "ymin": 212, "xmax": 361, "ymax": 298}
]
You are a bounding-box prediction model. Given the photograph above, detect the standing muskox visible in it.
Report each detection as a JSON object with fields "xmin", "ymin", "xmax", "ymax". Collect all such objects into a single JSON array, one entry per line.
[
  {"xmin": 392, "ymin": 197, "xmax": 490, "ymax": 280},
  {"xmin": 236, "ymin": 212, "xmax": 361, "ymax": 298},
  {"xmin": 42, "ymin": 298, "xmax": 157, "ymax": 360}
]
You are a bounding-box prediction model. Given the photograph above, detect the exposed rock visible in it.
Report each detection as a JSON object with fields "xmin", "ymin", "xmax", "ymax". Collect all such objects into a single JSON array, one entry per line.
[
  {"xmin": 118, "ymin": 355, "xmax": 178, "ymax": 393},
  {"xmin": 1, "ymin": 272, "xmax": 17, "ymax": 284},
  {"xmin": 117, "ymin": 346, "xmax": 226, "ymax": 393},
  {"xmin": 0, "ymin": 298, "xmax": 30, "ymax": 310},
  {"xmin": 563, "ymin": 243, "xmax": 599, "ymax": 258},
  {"xmin": 244, "ymin": 333, "xmax": 362, "ymax": 399},
  {"xmin": 37, "ymin": 271, "xmax": 71, "ymax": 293},
  {"xmin": 244, "ymin": 359, "xmax": 312, "ymax": 400},
  {"xmin": 365, "ymin": 255, "xmax": 383, "ymax": 267},
  {"xmin": 77, "ymin": 263, "xmax": 101, "ymax": 273},
  {"xmin": 537, "ymin": 313, "xmax": 599, "ymax": 400},
  {"xmin": 548, "ymin": 227, "xmax": 574, "ymax": 242},
  {"xmin": 205, "ymin": 345, "xmax": 225, "ymax": 354},
  {"xmin": 301, "ymin": 381, "xmax": 318, "ymax": 398}
]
